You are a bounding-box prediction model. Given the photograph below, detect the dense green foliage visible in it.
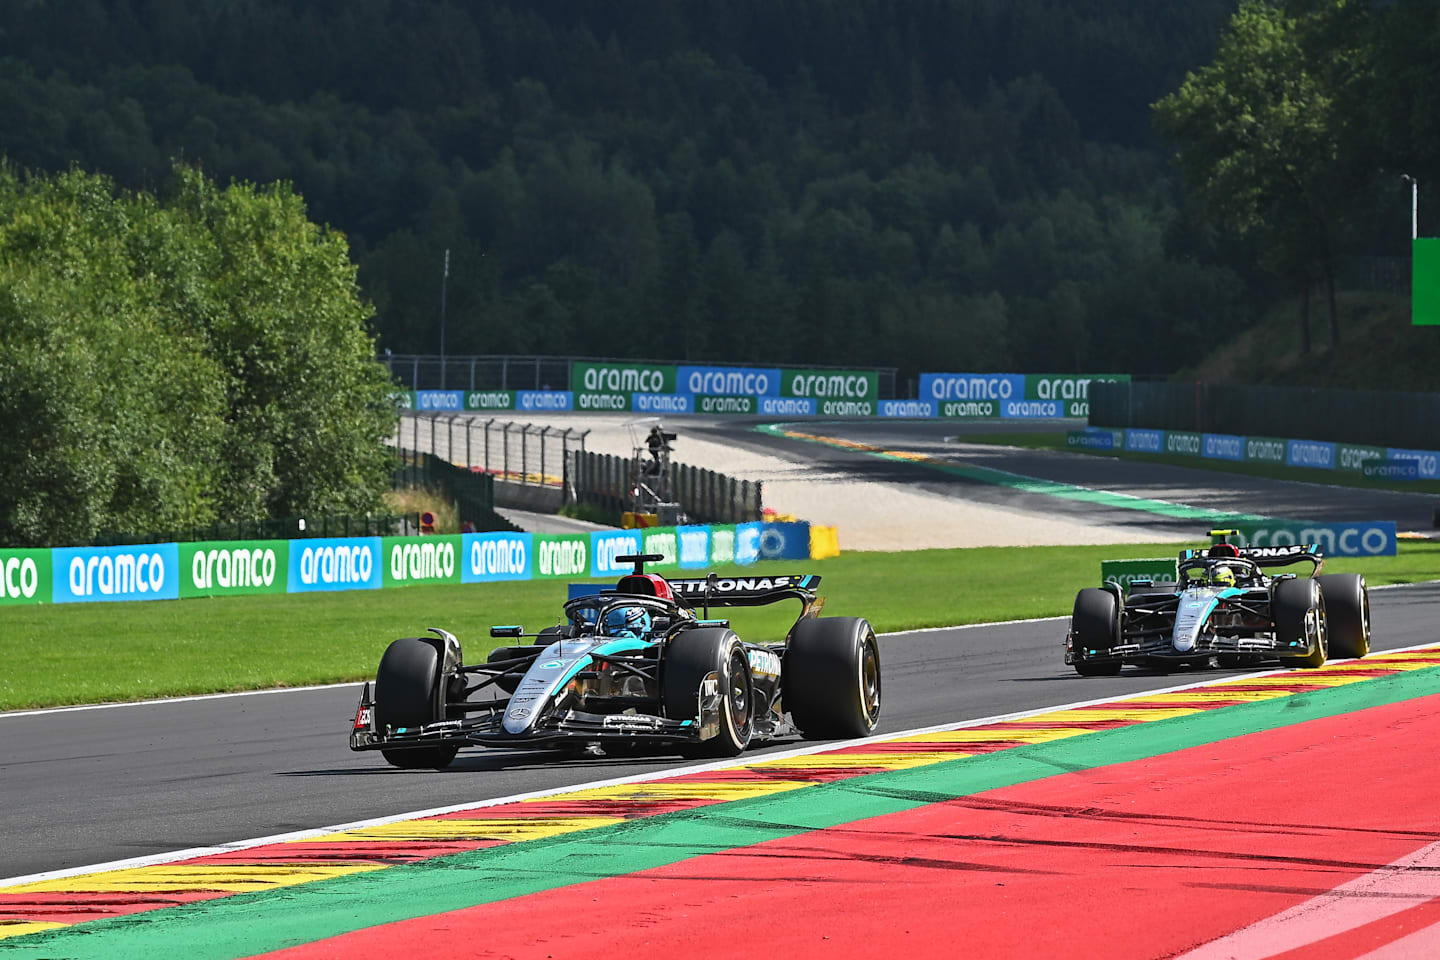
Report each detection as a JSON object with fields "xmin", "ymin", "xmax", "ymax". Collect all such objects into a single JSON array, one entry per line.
[
  {"xmin": 0, "ymin": 165, "xmax": 397, "ymax": 547},
  {"xmin": 1155, "ymin": 0, "xmax": 1440, "ymax": 355},
  {"xmin": 0, "ymin": 1, "xmax": 1254, "ymax": 377}
]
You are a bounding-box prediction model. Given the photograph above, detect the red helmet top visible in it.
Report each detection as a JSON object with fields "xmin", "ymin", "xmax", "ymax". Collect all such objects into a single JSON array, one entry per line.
[
  {"xmin": 615, "ymin": 573, "xmax": 674, "ymax": 602},
  {"xmin": 1207, "ymin": 543, "xmax": 1241, "ymax": 558}
]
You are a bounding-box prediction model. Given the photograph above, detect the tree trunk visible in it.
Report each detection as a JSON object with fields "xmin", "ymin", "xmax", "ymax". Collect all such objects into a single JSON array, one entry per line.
[
  {"xmin": 1326, "ymin": 267, "xmax": 1338, "ymax": 349},
  {"xmin": 1299, "ymin": 278, "xmax": 1311, "ymax": 355}
]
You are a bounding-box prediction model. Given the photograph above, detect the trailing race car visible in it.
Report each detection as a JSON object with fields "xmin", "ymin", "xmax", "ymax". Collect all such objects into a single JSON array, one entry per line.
[
  {"xmin": 1065, "ymin": 530, "xmax": 1371, "ymax": 676},
  {"xmin": 350, "ymin": 554, "xmax": 882, "ymax": 768}
]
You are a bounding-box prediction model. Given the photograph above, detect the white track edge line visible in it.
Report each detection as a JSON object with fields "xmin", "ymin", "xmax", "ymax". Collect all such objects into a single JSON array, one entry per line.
[{"xmin": 5, "ymin": 637, "xmax": 1439, "ymax": 890}]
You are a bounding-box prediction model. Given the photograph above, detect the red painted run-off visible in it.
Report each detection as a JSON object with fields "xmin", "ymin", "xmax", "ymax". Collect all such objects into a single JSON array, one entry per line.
[{"xmin": 263, "ymin": 693, "xmax": 1440, "ymax": 960}]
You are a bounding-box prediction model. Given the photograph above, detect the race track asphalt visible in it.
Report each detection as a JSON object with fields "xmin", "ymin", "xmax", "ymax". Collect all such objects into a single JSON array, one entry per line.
[
  {"xmin": 3, "ymin": 417, "xmax": 1434, "ymax": 881},
  {"xmin": 695, "ymin": 417, "xmax": 1440, "ymax": 534},
  {"xmin": 1, "ymin": 582, "xmax": 1434, "ymax": 880}
]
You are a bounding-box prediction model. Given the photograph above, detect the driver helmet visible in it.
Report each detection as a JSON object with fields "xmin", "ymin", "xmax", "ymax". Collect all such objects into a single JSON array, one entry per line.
[
  {"xmin": 604, "ymin": 605, "xmax": 652, "ymax": 639},
  {"xmin": 1210, "ymin": 565, "xmax": 1236, "ymax": 589}
]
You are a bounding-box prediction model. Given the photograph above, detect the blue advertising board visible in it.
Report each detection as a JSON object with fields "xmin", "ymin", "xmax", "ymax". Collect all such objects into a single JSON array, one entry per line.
[
  {"xmin": 1202, "ymin": 433, "xmax": 1246, "ymax": 462},
  {"xmin": 676, "ymin": 525, "xmax": 711, "ymax": 569},
  {"xmin": 414, "ymin": 390, "xmax": 465, "ymax": 412},
  {"xmin": 879, "ymin": 399, "xmax": 936, "ymax": 418},
  {"xmin": 590, "ymin": 529, "xmax": 643, "ymax": 578},
  {"xmin": 515, "ymin": 390, "xmax": 573, "ymax": 412},
  {"xmin": 758, "ymin": 396, "xmax": 817, "ymax": 416},
  {"xmin": 757, "ymin": 522, "xmax": 812, "ymax": 560},
  {"xmin": 677, "ymin": 366, "xmax": 782, "ymax": 397},
  {"xmin": 1233, "ymin": 521, "xmax": 1398, "ymax": 557},
  {"xmin": 917, "ymin": 373, "xmax": 1025, "ymax": 405},
  {"xmin": 287, "ymin": 537, "xmax": 383, "ymax": 593},
  {"xmin": 1386, "ymin": 448, "xmax": 1440, "ymax": 479},
  {"xmin": 1286, "ymin": 439, "xmax": 1336, "ymax": 470},
  {"xmin": 52, "ymin": 543, "xmax": 180, "ymax": 603},
  {"xmin": 461, "ymin": 531, "xmax": 533, "ymax": 583},
  {"xmin": 735, "ymin": 522, "xmax": 762, "ymax": 565},
  {"xmin": 631, "ymin": 393, "xmax": 693, "ymax": 415},
  {"xmin": 1125, "ymin": 428, "xmax": 1165, "ymax": 453}
]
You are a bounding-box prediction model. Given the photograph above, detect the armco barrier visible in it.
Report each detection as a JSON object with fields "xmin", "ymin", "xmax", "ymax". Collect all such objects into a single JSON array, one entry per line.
[{"xmin": 2, "ymin": 521, "xmax": 826, "ymax": 606}]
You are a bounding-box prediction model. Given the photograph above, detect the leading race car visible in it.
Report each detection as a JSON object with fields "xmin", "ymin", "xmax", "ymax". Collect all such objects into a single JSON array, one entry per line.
[
  {"xmin": 1065, "ymin": 530, "xmax": 1371, "ymax": 676},
  {"xmin": 350, "ymin": 554, "xmax": 882, "ymax": 768}
]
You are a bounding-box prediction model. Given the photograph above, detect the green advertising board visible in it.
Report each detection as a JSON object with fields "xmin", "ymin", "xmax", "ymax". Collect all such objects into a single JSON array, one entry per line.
[
  {"xmin": 574, "ymin": 391, "xmax": 632, "ymax": 412},
  {"xmin": 534, "ymin": 533, "xmax": 589, "ymax": 579},
  {"xmin": 570, "ymin": 362, "xmax": 676, "ymax": 394},
  {"xmin": 464, "ymin": 390, "xmax": 516, "ymax": 412},
  {"xmin": 388, "ymin": 390, "xmax": 415, "ymax": 411},
  {"xmin": 695, "ymin": 394, "xmax": 755, "ymax": 415},
  {"xmin": 180, "ymin": 540, "xmax": 289, "ymax": 598},
  {"xmin": 1025, "ymin": 374, "xmax": 1131, "ymax": 418},
  {"xmin": 781, "ymin": 369, "xmax": 879, "ymax": 402},
  {"xmin": 1414, "ymin": 237, "xmax": 1440, "ymax": 326},
  {"xmin": 1244, "ymin": 435, "xmax": 1288, "ymax": 464},
  {"xmin": 1100, "ymin": 558, "xmax": 1179, "ymax": 590},
  {"xmin": 640, "ymin": 527, "xmax": 681, "ymax": 569},
  {"xmin": 709, "ymin": 524, "xmax": 737, "ymax": 565},
  {"xmin": 382, "ymin": 536, "xmax": 461, "ymax": 588},
  {"xmin": 0, "ymin": 547, "xmax": 50, "ymax": 605},
  {"xmin": 1335, "ymin": 443, "xmax": 1387, "ymax": 472}
]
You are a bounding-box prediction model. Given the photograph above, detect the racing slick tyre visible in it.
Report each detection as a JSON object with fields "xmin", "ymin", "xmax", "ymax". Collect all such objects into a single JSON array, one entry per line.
[
  {"xmin": 663, "ymin": 627, "xmax": 752, "ymax": 757},
  {"xmin": 1071, "ymin": 588, "xmax": 1122, "ymax": 677},
  {"xmin": 375, "ymin": 637, "xmax": 459, "ymax": 770},
  {"xmin": 1316, "ymin": 574, "xmax": 1370, "ymax": 660},
  {"xmin": 1275, "ymin": 578, "xmax": 1328, "ymax": 669},
  {"xmin": 785, "ymin": 617, "xmax": 882, "ymax": 740}
]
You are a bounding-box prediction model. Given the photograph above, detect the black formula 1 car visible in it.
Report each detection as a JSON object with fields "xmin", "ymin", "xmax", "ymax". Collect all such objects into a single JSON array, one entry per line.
[
  {"xmin": 1065, "ymin": 531, "xmax": 1371, "ymax": 676},
  {"xmin": 350, "ymin": 554, "xmax": 882, "ymax": 768}
]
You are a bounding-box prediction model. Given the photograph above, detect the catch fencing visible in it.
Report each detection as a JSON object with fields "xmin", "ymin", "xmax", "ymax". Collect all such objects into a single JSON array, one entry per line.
[
  {"xmin": 392, "ymin": 448, "xmax": 516, "ymax": 533},
  {"xmin": 1090, "ymin": 381, "xmax": 1440, "ymax": 451},
  {"xmin": 395, "ymin": 414, "xmax": 589, "ymax": 488},
  {"xmin": 568, "ymin": 450, "xmax": 763, "ymax": 524}
]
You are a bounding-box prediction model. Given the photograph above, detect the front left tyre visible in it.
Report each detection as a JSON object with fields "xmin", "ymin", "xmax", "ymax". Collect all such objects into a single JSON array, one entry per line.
[{"xmin": 374, "ymin": 637, "xmax": 459, "ymax": 769}]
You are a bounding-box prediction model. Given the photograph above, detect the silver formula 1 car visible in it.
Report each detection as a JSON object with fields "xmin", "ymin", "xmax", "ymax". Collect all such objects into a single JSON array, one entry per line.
[
  {"xmin": 1065, "ymin": 531, "xmax": 1371, "ymax": 676},
  {"xmin": 350, "ymin": 554, "xmax": 882, "ymax": 768}
]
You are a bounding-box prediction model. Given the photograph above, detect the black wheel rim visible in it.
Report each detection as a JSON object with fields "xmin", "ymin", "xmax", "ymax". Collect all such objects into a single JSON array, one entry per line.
[
  {"xmin": 860, "ymin": 639, "xmax": 881, "ymax": 724},
  {"xmin": 726, "ymin": 649, "xmax": 750, "ymax": 730}
]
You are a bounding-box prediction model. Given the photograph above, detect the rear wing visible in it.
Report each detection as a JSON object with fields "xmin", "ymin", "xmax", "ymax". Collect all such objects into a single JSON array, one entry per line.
[
  {"xmin": 1180, "ymin": 542, "xmax": 1324, "ymax": 573},
  {"xmin": 668, "ymin": 574, "xmax": 821, "ymax": 608}
]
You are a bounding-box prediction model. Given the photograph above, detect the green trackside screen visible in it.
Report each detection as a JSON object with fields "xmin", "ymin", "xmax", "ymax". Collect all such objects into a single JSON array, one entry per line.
[{"xmin": 1414, "ymin": 237, "xmax": 1440, "ymax": 325}]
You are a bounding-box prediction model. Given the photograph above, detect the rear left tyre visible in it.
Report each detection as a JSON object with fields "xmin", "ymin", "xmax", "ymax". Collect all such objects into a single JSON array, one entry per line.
[{"xmin": 374, "ymin": 637, "xmax": 459, "ymax": 769}]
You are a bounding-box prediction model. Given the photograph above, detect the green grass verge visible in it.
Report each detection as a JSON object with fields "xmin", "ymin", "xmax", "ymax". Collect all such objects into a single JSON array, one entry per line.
[
  {"xmin": 3, "ymin": 541, "xmax": 1437, "ymax": 711},
  {"xmin": 963, "ymin": 432, "xmax": 1440, "ymax": 499}
]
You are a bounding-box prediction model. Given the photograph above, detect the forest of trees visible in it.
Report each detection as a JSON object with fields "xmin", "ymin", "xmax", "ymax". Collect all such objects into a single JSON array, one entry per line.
[{"xmin": 0, "ymin": 1, "xmax": 1432, "ymax": 382}]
